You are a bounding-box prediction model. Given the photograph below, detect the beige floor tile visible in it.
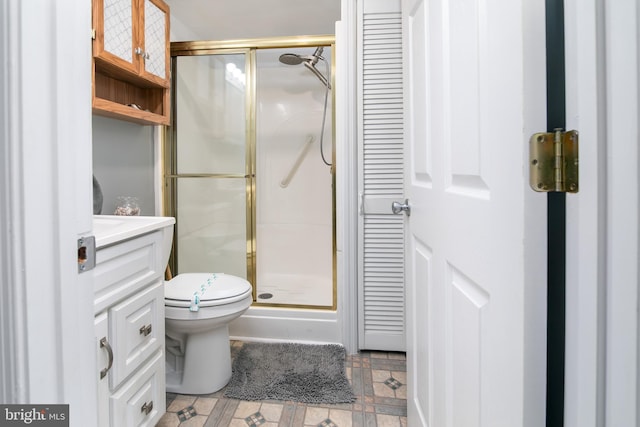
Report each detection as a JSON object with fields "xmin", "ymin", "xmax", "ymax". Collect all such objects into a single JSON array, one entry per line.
[
  {"xmin": 180, "ymin": 415, "xmax": 208, "ymax": 427},
  {"xmin": 372, "ymin": 369, "xmax": 391, "ymax": 382},
  {"xmin": 373, "ymin": 383, "xmax": 396, "ymax": 398},
  {"xmin": 193, "ymin": 397, "xmax": 217, "ymax": 415},
  {"xmin": 259, "ymin": 403, "xmax": 284, "ymax": 422},
  {"xmin": 304, "ymin": 406, "xmax": 329, "ymax": 425},
  {"xmin": 395, "ymin": 385, "xmax": 407, "ymax": 399},
  {"xmin": 167, "ymin": 395, "xmax": 197, "ymax": 412},
  {"xmin": 155, "ymin": 412, "xmax": 181, "ymax": 427},
  {"xmin": 392, "ymin": 371, "xmax": 407, "ymax": 384},
  {"xmin": 229, "ymin": 419, "xmax": 249, "ymax": 427},
  {"xmin": 370, "ymin": 352, "xmax": 389, "ymax": 359},
  {"xmin": 376, "ymin": 414, "xmax": 403, "ymax": 427},
  {"xmin": 234, "ymin": 400, "xmax": 262, "ymax": 418},
  {"xmin": 329, "ymin": 408, "xmax": 353, "ymax": 426}
]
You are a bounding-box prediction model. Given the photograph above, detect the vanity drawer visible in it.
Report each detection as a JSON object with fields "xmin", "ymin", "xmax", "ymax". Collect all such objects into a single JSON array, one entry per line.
[
  {"xmin": 94, "ymin": 231, "xmax": 162, "ymax": 313},
  {"xmin": 110, "ymin": 350, "xmax": 165, "ymax": 427},
  {"xmin": 109, "ymin": 281, "xmax": 165, "ymax": 389}
]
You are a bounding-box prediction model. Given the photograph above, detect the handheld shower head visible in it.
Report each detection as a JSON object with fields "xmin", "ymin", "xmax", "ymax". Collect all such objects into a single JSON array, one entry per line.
[
  {"xmin": 303, "ymin": 61, "xmax": 331, "ymax": 89},
  {"xmin": 309, "ymin": 47, "xmax": 324, "ymax": 65}
]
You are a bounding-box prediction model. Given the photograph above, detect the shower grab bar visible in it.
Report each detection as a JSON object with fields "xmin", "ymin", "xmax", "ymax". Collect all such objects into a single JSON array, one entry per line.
[{"xmin": 280, "ymin": 135, "xmax": 315, "ymax": 188}]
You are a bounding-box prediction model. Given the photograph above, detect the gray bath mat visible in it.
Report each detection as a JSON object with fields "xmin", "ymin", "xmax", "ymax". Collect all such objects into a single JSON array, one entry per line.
[{"xmin": 224, "ymin": 342, "xmax": 356, "ymax": 404}]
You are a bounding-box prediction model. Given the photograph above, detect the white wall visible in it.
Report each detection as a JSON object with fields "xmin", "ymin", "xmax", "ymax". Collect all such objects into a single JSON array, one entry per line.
[
  {"xmin": 92, "ymin": 116, "xmax": 156, "ymax": 216},
  {"xmin": 90, "ymin": 6, "xmax": 202, "ymax": 221}
]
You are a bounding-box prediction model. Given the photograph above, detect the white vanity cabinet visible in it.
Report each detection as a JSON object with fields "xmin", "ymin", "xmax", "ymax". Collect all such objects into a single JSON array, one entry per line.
[{"xmin": 93, "ymin": 215, "xmax": 175, "ymax": 427}]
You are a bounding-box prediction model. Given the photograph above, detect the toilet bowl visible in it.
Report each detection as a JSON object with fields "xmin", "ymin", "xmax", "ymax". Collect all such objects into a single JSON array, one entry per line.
[{"xmin": 164, "ymin": 272, "xmax": 252, "ymax": 395}]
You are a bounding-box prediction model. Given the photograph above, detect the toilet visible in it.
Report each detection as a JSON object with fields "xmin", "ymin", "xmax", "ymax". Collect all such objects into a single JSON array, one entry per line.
[{"xmin": 164, "ymin": 272, "xmax": 252, "ymax": 395}]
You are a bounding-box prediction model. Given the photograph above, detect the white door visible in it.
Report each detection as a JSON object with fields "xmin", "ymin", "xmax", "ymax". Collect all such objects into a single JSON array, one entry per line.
[
  {"xmin": 357, "ymin": 0, "xmax": 406, "ymax": 352},
  {"xmin": 402, "ymin": 0, "xmax": 548, "ymax": 426},
  {"xmin": 0, "ymin": 0, "xmax": 96, "ymax": 419}
]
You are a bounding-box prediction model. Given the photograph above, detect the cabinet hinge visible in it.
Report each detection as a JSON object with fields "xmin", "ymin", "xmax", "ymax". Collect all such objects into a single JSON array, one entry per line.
[
  {"xmin": 529, "ymin": 129, "xmax": 579, "ymax": 193},
  {"xmin": 91, "ymin": 28, "xmax": 96, "ymax": 40}
]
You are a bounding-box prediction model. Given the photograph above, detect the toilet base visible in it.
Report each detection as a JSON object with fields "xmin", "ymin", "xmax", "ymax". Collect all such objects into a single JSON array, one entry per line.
[{"xmin": 165, "ymin": 325, "xmax": 232, "ymax": 395}]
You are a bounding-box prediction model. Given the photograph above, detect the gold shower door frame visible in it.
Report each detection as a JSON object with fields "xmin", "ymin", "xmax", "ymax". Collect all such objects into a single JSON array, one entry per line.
[{"xmin": 164, "ymin": 36, "xmax": 336, "ymax": 309}]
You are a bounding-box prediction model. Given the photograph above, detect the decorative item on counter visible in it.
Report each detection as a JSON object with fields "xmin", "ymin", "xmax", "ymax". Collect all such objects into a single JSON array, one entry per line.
[
  {"xmin": 93, "ymin": 175, "xmax": 103, "ymax": 214},
  {"xmin": 114, "ymin": 196, "xmax": 141, "ymax": 216}
]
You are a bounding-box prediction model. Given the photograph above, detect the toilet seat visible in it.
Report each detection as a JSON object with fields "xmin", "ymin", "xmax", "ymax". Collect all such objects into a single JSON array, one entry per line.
[{"xmin": 165, "ymin": 273, "xmax": 252, "ymax": 308}]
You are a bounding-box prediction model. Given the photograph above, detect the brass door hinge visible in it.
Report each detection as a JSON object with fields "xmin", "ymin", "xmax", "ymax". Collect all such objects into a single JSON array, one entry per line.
[
  {"xmin": 529, "ymin": 129, "xmax": 579, "ymax": 193},
  {"xmin": 91, "ymin": 28, "xmax": 96, "ymax": 40}
]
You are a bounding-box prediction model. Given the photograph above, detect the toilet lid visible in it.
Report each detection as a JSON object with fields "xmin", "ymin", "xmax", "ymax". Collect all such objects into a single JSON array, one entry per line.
[{"xmin": 165, "ymin": 273, "xmax": 252, "ymax": 305}]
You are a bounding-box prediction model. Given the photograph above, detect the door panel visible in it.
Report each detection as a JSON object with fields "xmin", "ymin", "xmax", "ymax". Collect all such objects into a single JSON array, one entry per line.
[
  {"xmin": 403, "ymin": 0, "xmax": 547, "ymax": 425},
  {"xmin": 175, "ymin": 54, "xmax": 247, "ymax": 175},
  {"xmin": 175, "ymin": 178, "xmax": 247, "ymax": 278},
  {"xmin": 171, "ymin": 53, "xmax": 250, "ymax": 278},
  {"xmin": 357, "ymin": 0, "xmax": 406, "ymax": 351}
]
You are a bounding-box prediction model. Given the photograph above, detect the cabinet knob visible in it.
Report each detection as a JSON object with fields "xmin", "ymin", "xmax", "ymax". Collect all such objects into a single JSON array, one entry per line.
[
  {"xmin": 139, "ymin": 324, "xmax": 152, "ymax": 336},
  {"xmin": 134, "ymin": 47, "xmax": 150, "ymax": 60},
  {"xmin": 141, "ymin": 401, "xmax": 153, "ymax": 415}
]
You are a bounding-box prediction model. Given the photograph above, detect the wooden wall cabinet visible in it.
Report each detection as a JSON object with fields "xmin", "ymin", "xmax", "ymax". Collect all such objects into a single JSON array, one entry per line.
[{"xmin": 92, "ymin": 0, "xmax": 170, "ymax": 125}]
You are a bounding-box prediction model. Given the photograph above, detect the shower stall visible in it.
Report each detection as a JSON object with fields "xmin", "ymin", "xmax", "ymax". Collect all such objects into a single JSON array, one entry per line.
[{"xmin": 166, "ymin": 37, "xmax": 335, "ymax": 309}]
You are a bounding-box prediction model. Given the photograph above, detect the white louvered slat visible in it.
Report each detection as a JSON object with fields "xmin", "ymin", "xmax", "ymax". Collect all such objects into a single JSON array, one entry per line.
[{"xmin": 357, "ymin": 3, "xmax": 405, "ymax": 351}]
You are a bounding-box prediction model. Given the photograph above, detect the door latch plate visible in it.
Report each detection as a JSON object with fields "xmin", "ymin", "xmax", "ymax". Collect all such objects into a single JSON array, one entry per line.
[{"xmin": 78, "ymin": 236, "xmax": 96, "ymax": 273}]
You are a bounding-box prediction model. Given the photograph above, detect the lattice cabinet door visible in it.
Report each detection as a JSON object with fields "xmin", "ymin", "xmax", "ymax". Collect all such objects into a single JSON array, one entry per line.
[
  {"xmin": 140, "ymin": 0, "xmax": 170, "ymax": 86},
  {"xmin": 93, "ymin": 0, "xmax": 138, "ymax": 74}
]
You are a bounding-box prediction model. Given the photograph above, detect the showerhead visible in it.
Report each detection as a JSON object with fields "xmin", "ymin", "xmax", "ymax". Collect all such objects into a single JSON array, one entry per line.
[
  {"xmin": 278, "ymin": 47, "xmax": 331, "ymax": 89},
  {"xmin": 279, "ymin": 47, "xmax": 325, "ymax": 66},
  {"xmin": 278, "ymin": 53, "xmax": 305, "ymax": 66}
]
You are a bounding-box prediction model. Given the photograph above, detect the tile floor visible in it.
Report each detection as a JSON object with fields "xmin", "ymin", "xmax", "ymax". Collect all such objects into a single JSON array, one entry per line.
[{"xmin": 156, "ymin": 341, "xmax": 407, "ymax": 427}]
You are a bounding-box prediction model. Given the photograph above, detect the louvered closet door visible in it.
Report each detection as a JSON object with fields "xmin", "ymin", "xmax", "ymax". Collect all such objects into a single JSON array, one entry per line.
[{"xmin": 357, "ymin": 0, "xmax": 405, "ymax": 351}]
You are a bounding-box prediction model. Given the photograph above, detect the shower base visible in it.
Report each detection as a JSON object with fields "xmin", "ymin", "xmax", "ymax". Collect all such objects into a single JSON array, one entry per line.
[{"xmin": 256, "ymin": 273, "xmax": 332, "ymax": 306}]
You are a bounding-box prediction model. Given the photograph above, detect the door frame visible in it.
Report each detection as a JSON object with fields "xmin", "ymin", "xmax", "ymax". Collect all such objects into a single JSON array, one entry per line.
[
  {"xmin": 336, "ymin": 0, "xmax": 360, "ymax": 353},
  {"xmin": 563, "ymin": 0, "xmax": 607, "ymax": 425},
  {"xmin": 565, "ymin": 0, "xmax": 640, "ymax": 425},
  {"xmin": 565, "ymin": 0, "xmax": 640, "ymax": 427}
]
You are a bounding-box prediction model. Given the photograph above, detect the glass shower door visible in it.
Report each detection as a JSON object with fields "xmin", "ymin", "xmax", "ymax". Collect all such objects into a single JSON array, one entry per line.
[{"xmin": 170, "ymin": 52, "xmax": 252, "ymax": 281}]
